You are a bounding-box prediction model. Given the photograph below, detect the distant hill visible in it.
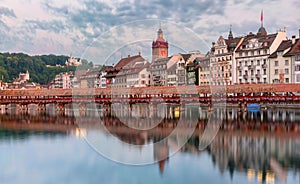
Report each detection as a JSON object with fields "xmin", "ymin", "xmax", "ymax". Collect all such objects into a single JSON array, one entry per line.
[{"xmin": 0, "ymin": 52, "xmax": 79, "ymax": 85}]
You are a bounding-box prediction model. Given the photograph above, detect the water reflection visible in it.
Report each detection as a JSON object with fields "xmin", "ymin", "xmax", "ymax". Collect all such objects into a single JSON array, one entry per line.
[{"xmin": 0, "ymin": 107, "xmax": 300, "ymax": 183}]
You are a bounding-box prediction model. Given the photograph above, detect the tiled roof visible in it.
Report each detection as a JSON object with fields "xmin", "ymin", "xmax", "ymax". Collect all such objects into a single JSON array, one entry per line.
[
  {"xmin": 225, "ymin": 37, "xmax": 243, "ymax": 50},
  {"xmin": 269, "ymin": 40, "xmax": 293, "ymax": 58},
  {"xmin": 106, "ymin": 55, "xmax": 145, "ymax": 72},
  {"xmin": 284, "ymin": 38, "xmax": 300, "ymax": 56},
  {"xmin": 236, "ymin": 33, "xmax": 277, "ymax": 52},
  {"xmin": 118, "ymin": 61, "xmax": 150, "ymax": 75},
  {"xmin": 151, "ymin": 57, "xmax": 170, "ymax": 65},
  {"xmin": 167, "ymin": 63, "xmax": 177, "ymax": 72},
  {"xmin": 181, "ymin": 54, "xmax": 192, "ymax": 61}
]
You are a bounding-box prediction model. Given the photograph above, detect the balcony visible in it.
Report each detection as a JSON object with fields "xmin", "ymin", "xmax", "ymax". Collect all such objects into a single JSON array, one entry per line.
[
  {"xmin": 237, "ymin": 66, "xmax": 242, "ymax": 70},
  {"xmin": 262, "ymin": 64, "xmax": 267, "ymax": 69},
  {"xmin": 248, "ymin": 65, "xmax": 254, "ymax": 69},
  {"xmin": 243, "ymin": 74, "xmax": 248, "ymax": 79},
  {"xmin": 255, "ymin": 74, "xmax": 261, "ymax": 78}
]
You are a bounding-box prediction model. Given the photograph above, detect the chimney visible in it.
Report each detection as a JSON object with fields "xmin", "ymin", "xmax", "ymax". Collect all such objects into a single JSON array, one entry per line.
[{"xmin": 292, "ymin": 35, "xmax": 296, "ymax": 44}]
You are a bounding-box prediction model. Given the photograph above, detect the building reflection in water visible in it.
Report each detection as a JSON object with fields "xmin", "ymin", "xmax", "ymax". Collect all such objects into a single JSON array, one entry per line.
[{"xmin": 0, "ymin": 106, "xmax": 300, "ymax": 182}]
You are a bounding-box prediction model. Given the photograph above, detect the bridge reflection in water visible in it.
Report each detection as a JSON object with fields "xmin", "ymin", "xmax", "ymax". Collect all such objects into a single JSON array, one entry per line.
[{"xmin": 0, "ymin": 105, "xmax": 300, "ymax": 183}]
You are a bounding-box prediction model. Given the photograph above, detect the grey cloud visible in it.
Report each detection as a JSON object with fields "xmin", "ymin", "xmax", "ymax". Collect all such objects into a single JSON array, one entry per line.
[
  {"xmin": 0, "ymin": 19, "xmax": 9, "ymax": 31},
  {"xmin": 0, "ymin": 7, "xmax": 16, "ymax": 18},
  {"xmin": 41, "ymin": 0, "xmax": 229, "ymax": 43},
  {"xmin": 43, "ymin": 2, "xmax": 69, "ymax": 15},
  {"xmin": 25, "ymin": 19, "xmax": 66, "ymax": 33}
]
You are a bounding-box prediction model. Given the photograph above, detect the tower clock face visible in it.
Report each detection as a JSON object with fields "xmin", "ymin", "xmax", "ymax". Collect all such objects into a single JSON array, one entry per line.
[{"xmin": 160, "ymin": 49, "xmax": 166, "ymax": 56}]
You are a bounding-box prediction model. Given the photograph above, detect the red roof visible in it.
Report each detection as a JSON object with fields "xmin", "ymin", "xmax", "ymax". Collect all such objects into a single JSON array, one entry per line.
[
  {"xmin": 284, "ymin": 38, "xmax": 300, "ymax": 56},
  {"xmin": 152, "ymin": 28, "xmax": 168, "ymax": 48},
  {"xmin": 225, "ymin": 37, "xmax": 243, "ymax": 51},
  {"xmin": 236, "ymin": 33, "xmax": 277, "ymax": 52},
  {"xmin": 269, "ymin": 40, "xmax": 293, "ymax": 58},
  {"xmin": 106, "ymin": 55, "xmax": 145, "ymax": 72}
]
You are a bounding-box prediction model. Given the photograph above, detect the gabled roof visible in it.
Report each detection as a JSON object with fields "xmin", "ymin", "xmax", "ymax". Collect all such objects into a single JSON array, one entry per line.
[
  {"xmin": 269, "ymin": 40, "xmax": 293, "ymax": 58},
  {"xmin": 118, "ymin": 61, "xmax": 150, "ymax": 75},
  {"xmin": 195, "ymin": 56, "xmax": 210, "ymax": 67},
  {"xmin": 236, "ymin": 33, "xmax": 277, "ymax": 52},
  {"xmin": 106, "ymin": 55, "xmax": 145, "ymax": 72},
  {"xmin": 225, "ymin": 37, "xmax": 243, "ymax": 51},
  {"xmin": 284, "ymin": 38, "xmax": 300, "ymax": 57},
  {"xmin": 181, "ymin": 53, "xmax": 192, "ymax": 61},
  {"xmin": 151, "ymin": 57, "xmax": 171, "ymax": 66},
  {"xmin": 167, "ymin": 63, "xmax": 177, "ymax": 72}
]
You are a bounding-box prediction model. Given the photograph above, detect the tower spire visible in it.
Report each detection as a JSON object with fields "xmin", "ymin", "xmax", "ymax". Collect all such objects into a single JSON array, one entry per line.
[{"xmin": 228, "ymin": 24, "xmax": 233, "ymax": 39}]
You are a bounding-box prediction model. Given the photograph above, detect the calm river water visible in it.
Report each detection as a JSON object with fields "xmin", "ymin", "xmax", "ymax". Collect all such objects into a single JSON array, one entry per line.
[{"xmin": 0, "ymin": 105, "xmax": 300, "ymax": 184}]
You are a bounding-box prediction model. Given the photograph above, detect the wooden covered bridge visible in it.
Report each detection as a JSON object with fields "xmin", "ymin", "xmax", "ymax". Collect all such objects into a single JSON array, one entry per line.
[{"xmin": 0, "ymin": 84, "xmax": 300, "ymax": 113}]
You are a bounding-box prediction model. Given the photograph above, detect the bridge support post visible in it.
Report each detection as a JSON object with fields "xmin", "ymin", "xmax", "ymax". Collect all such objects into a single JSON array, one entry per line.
[
  {"xmin": 208, "ymin": 102, "xmax": 212, "ymax": 112},
  {"xmin": 79, "ymin": 103, "xmax": 86, "ymax": 116},
  {"xmin": 37, "ymin": 104, "xmax": 46, "ymax": 113},
  {"xmin": 149, "ymin": 103, "xmax": 156, "ymax": 118},
  {"xmin": 58, "ymin": 103, "xmax": 65, "ymax": 115}
]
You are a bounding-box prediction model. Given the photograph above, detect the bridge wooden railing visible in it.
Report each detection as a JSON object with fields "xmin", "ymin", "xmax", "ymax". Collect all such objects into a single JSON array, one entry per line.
[{"xmin": 0, "ymin": 84, "xmax": 299, "ymax": 97}]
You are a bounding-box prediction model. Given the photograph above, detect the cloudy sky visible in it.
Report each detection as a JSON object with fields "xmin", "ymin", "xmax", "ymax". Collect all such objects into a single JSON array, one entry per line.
[{"xmin": 0, "ymin": 0, "xmax": 299, "ymax": 64}]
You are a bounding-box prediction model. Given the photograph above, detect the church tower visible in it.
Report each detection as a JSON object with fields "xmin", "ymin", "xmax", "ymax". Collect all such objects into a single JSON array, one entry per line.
[{"xmin": 152, "ymin": 27, "xmax": 168, "ymax": 62}]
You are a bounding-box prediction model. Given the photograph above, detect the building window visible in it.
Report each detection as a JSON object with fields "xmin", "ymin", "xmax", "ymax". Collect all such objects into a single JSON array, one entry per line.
[
  {"xmin": 285, "ymin": 78, "xmax": 289, "ymax": 83},
  {"xmin": 251, "ymin": 51, "xmax": 254, "ymax": 56},
  {"xmin": 263, "ymin": 78, "xmax": 267, "ymax": 83},
  {"xmin": 295, "ymin": 65, "xmax": 300, "ymax": 71},
  {"xmin": 239, "ymin": 62, "xmax": 242, "ymax": 66},
  {"xmin": 245, "ymin": 61, "xmax": 248, "ymax": 66},
  {"xmin": 263, "ymin": 59, "xmax": 267, "ymax": 64},
  {"xmin": 285, "ymin": 60, "xmax": 289, "ymax": 66},
  {"xmin": 263, "ymin": 69, "xmax": 267, "ymax": 75},
  {"xmin": 285, "ymin": 68, "xmax": 289, "ymax": 74},
  {"xmin": 275, "ymin": 69, "xmax": 278, "ymax": 75},
  {"xmin": 257, "ymin": 60, "xmax": 260, "ymax": 66},
  {"xmin": 296, "ymin": 55, "xmax": 300, "ymax": 61},
  {"xmin": 275, "ymin": 61, "xmax": 279, "ymax": 66},
  {"xmin": 239, "ymin": 71, "xmax": 242, "ymax": 76},
  {"xmin": 297, "ymin": 74, "xmax": 300, "ymax": 82}
]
